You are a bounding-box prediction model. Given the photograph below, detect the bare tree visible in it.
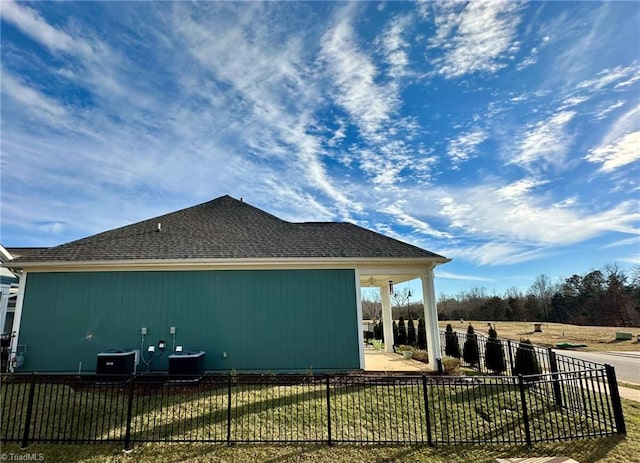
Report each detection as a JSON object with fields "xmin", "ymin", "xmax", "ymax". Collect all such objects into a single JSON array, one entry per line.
[
  {"xmin": 392, "ymin": 287, "xmax": 412, "ymax": 318},
  {"xmin": 528, "ymin": 274, "xmax": 555, "ymax": 320},
  {"xmin": 361, "ymin": 291, "xmax": 381, "ymax": 320}
]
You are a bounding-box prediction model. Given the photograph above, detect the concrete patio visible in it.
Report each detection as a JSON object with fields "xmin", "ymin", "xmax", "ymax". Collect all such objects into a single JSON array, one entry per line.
[{"xmin": 363, "ymin": 348, "xmax": 433, "ymax": 372}]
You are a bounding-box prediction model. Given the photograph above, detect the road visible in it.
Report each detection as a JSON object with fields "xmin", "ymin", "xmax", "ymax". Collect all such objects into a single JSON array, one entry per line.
[{"xmin": 553, "ymin": 350, "xmax": 640, "ymax": 384}]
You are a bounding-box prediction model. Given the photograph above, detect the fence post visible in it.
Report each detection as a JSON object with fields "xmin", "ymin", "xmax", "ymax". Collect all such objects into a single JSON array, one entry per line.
[
  {"xmin": 605, "ymin": 364, "xmax": 626, "ymax": 435},
  {"xmin": 548, "ymin": 349, "xmax": 563, "ymax": 407},
  {"xmin": 507, "ymin": 340, "xmax": 515, "ymax": 375},
  {"xmin": 20, "ymin": 373, "xmax": 37, "ymax": 449},
  {"xmin": 123, "ymin": 375, "xmax": 135, "ymax": 450},
  {"xmin": 518, "ymin": 374, "xmax": 532, "ymax": 446},
  {"xmin": 422, "ymin": 375, "xmax": 433, "ymax": 446},
  {"xmin": 326, "ymin": 376, "xmax": 332, "ymax": 446},
  {"xmin": 226, "ymin": 374, "xmax": 233, "ymax": 446}
]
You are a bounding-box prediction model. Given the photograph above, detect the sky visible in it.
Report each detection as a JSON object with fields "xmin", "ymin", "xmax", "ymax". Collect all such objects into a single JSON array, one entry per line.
[{"xmin": 1, "ymin": 1, "xmax": 639, "ymax": 300}]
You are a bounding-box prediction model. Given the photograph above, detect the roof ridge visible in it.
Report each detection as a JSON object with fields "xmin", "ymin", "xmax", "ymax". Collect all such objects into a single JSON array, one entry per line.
[{"xmin": 49, "ymin": 195, "xmax": 282, "ymax": 250}]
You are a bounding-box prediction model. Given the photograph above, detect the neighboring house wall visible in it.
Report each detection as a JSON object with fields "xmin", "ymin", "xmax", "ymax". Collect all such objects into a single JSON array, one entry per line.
[{"xmin": 17, "ymin": 268, "xmax": 359, "ymax": 373}]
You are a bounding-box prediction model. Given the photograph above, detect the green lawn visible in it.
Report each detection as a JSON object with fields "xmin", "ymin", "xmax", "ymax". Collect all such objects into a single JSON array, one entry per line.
[
  {"xmin": 1, "ymin": 398, "xmax": 637, "ymax": 463},
  {"xmin": 2, "ymin": 376, "xmax": 636, "ymax": 463}
]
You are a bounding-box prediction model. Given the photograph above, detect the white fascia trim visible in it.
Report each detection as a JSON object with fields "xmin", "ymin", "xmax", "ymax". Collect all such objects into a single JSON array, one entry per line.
[
  {"xmin": 0, "ymin": 245, "xmax": 14, "ymax": 262},
  {"xmin": 8, "ymin": 257, "xmax": 451, "ymax": 273}
]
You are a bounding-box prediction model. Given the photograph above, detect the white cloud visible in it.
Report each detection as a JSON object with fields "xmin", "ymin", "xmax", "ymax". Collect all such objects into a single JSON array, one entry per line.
[
  {"xmin": 0, "ymin": 0, "xmax": 78, "ymax": 53},
  {"xmin": 170, "ymin": 3, "xmax": 359, "ymax": 217},
  {"xmin": 425, "ymin": 180, "xmax": 640, "ymax": 264},
  {"xmin": 0, "ymin": 0, "xmax": 128, "ymax": 104},
  {"xmin": 428, "ymin": 0, "xmax": 522, "ymax": 78},
  {"xmin": 585, "ymin": 131, "xmax": 640, "ymax": 173},
  {"xmin": 600, "ymin": 236, "xmax": 640, "ymax": 249},
  {"xmin": 517, "ymin": 45, "xmax": 544, "ymax": 71},
  {"xmin": 595, "ymin": 100, "xmax": 625, "ymax": 120},
  {"xmin": 379, "ymin": 14, "xmax": 413, "ymax": 79},
  {"xmin": 512, "ymin": 111, "xmax": 576, "ymax": 170},
  {"xmin": 497, "ymin": 178, "xmax": 549, "ymax": 202},
  {"xmin": 598, "ymin": 104, "xmax": 640, "ymax": 147},
  {"xmin": 327, "ymin": 118, "xmax": 347, "ymax": 147},
  {"xmin": 615, "ymin": 69, "xmax": 640, "ymax": 88},
  {"xmin": 318, "ymin": 7, "xmax": 428, "ymax": 188},
  {"xmin": 379, "ymin": 203, "xmax": 452, "ymax": 239},
  {"xmin": 539, "ymin": 3, "xmax": 627, "ymax": 86},
  {"xmin": 447, "ymin": 128, "xmax": 488, "ymax": 167},
  {"xmin": 37, "ymin": 222, "xmax": 66, "ymax": 234},
  {"xmin": 359, "ymin": 149, "xmax": 407, "ymax": 188},
  {"xmin": 444, "ymin": 243, "xmax": 551, "ymax": 266},
  {"xmin": 516, "ymin": 31, "xmax": 552, "ymax": 72},
  {"xmin": 618, "ymin": 255, "xmax": 640, "ymax": 265},
  {"xmin": 577, "ymin": 64, "xmax": 640, "ymax": 91},
  {"xmin": 320, "ymin": 12, "xmax": 397, "ymax": 136},
  {"xmin": 1, "ymin": 69, "xmax": 68, "ymax": 121},
  {"xmin": 561, "ymin": 96, "xmax": 588, "ymax": 108},
  {"xmin": 0, "ymin": 2, "xmax": 364, "ymax": 239},
  {"xmin": 436, "ymin": 271, "xmax": 494, "ymax": 282}
]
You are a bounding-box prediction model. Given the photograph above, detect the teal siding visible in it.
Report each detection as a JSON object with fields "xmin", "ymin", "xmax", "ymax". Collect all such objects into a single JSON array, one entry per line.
[{"xmin": 18, "ymin": 269, "xmax": 360, "ymax": 373}]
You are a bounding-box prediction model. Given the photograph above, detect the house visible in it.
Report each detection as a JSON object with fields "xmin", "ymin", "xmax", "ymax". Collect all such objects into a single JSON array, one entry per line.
[
  {"xmin": 1, "ymin": 245, "xmax": 25, "ymax": 372},
  {"xmin": 1, "ymin": 246, "xmax": 45, "ymax": 338},
  {"xmin": 4, "ymin": 195, "xmax": 450, "ymax": 373}
]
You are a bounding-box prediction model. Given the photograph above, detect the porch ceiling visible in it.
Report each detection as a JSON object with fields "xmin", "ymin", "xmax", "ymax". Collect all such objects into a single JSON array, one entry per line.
[{"xmin": 359, "ymin": 273, "xmax": 419, "ymax": 287}]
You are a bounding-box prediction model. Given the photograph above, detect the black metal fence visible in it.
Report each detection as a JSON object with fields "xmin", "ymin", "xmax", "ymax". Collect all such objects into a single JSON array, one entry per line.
[
  {"xmin": 439, "ymin": 329, "xmax": 603, "ymax": 376},
  {"xmin": 0, "ymin": 367, "xmax": 625, "ymax": 449}
]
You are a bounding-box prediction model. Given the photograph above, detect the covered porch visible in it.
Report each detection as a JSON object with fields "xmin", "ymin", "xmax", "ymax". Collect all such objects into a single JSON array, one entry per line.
[{"xmin": 357, "ymin": 263, "xmax": 446, "ymax": 373}]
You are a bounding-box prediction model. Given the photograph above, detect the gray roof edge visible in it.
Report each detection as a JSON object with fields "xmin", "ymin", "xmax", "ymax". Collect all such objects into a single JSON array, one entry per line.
[
  {"xmin": 6, "ymin": 255, "xmax": 451, "ymax": 270},
  {"xmin": 335, "ymin": 222, "xmax": 447, "ymax": 259}
]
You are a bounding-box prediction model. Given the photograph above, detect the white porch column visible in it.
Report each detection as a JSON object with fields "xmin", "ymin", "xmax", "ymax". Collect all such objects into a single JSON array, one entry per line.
[
  {"xmin": 421, "ymin": 267, "xmax": 442, "ymax": 372},
  {"xmin": 380, "ymin": 283, "xmax": 394, "ymax": 353},
  {"xmin": 354, "ymin": 269, "xmax": 365, "ymax": 369},
  {"xmin": 0, "ymin": 289, "xmax": 8, "ymax": 333},
  {"xmin": 9, "ymin": 272, "xmax": 27, "ymax": 372}
]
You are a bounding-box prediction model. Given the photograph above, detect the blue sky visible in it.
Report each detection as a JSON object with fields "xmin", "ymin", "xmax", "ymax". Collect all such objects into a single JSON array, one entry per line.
[{"xmin": 1, "ymin": 1, "xmax": 639, "ymax": 299}]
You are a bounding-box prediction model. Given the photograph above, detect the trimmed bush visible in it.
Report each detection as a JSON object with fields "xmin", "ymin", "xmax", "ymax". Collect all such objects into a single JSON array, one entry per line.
[
  {"xmin": 407, "ymin": 317, "xmax": 416, "ymax": 346},
  {"xmin": 397, "ymin": 317, "xmax": 407, "ymax": 346},
  {"xmin": 442, "ymin": 357, "xmax": 461, "ymax": 376},
  {"xmin": 463, "ymin": 324, "xmax": 480, "ymax": 367},
  {"xmin": 417, "ymin": 318, "xmax": 427, "ymax": 350},
  {"xmin": 484, "ymin": 327, "xmax": 507, "ymax": 374},
  {"xmin": 377, "ymin": 319, "xmax": 384, "ymax": 342},
  {"xmin": 444, "ymin": 323, "xmax": 461, "ymax": 358},
  {"xmin": 513, "ymin": 339, "xmax": 542, "ymax": 376}
]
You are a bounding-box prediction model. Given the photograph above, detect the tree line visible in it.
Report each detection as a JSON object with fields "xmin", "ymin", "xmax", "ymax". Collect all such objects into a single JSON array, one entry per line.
[
  {"xmin": 362, "ymin": 264, "xmax": 640, "ymax": 326},
  {"xmin": 438, "ymin": 265, "xmax": 640, "ymax": 326}
]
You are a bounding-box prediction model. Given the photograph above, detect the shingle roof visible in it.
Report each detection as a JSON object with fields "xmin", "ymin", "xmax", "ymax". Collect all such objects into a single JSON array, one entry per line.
[
  {"xmin": 4, "ymin": 248, "xmax": 47, "ymax": 261},
  {"xmin": 8, "ymin": 195, "xmax": 447, "ymax": 264}
]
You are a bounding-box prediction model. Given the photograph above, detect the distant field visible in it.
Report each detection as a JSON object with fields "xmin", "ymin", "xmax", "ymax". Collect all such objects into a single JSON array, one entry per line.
[{"xmin": 439, "ymin": 320, "xmax": 640, "ymax": 352}]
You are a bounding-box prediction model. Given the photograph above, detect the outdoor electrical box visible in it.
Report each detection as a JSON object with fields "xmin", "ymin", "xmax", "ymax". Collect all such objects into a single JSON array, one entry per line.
[
  {"xmin": 168, "ymin": 351, "xmax": 205, "ymax": 376},
  {"xmin": 96, "ymin": 350, "xmax": 136, "ymax": 375}
]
